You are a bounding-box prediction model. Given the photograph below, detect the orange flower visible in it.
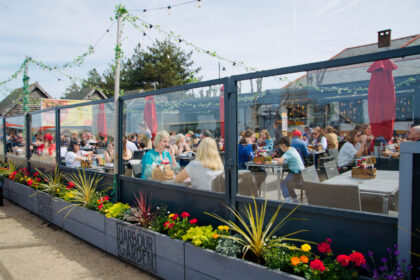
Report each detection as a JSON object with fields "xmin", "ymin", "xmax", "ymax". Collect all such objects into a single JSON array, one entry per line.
[
  {"xmin": 300, "ymin": 255, "xmax": 309, "ymax": 263},
  {"xmin": 291, "ymin": 256, "xmax": 301, "ymax": 266},
  {"xmin": 212, "ymin": 233, "xmax": 219, "ymax": 239}
]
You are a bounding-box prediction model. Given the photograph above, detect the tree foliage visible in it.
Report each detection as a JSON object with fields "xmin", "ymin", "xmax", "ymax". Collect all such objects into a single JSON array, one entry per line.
[{"xmin": 63, "ymin": 39, "xmax": 201, "ymax": 98}]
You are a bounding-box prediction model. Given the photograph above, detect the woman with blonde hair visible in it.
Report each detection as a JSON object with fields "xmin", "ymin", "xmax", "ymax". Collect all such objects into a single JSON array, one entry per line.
[
  {"xmin": 175, "ymin": 138, "xmax": 223, "ymax": 191},
  {"xmin": 172, "ymin": 133, "xmax": 191, "ymax": 156},
  {"xmin": 258, "ymin": 129, "xmax": 273, "ymax": 152}
]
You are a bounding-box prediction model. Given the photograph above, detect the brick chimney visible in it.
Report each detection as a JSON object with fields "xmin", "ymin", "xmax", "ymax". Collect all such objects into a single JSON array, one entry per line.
[{"xmin": 378, "ymin": 29, "xmax": 391, "ymax": 48}]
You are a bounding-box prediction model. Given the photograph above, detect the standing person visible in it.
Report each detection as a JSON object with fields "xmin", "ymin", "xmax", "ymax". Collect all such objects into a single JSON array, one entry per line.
[
  {"xmin": 291, "ymin": 130, "xmax": 309, "ymax": 162},
  {"xmin": 141, "ymin": 130, "xmax": 177, "ymax": 179},
  {"xmin": 258, "ymin": 129, "xmax": 273, "ymax": 152},
  {"xmin": 325, "ymin": 126, "xmax": 338, "ymax": 149},
  {"xmin": 273, "ymin": 136, "xmax": 305, "ymax": 203},
  {"xmin": 337, "ymin": 129, "xmax": 367, "ymax": 169},
  {"xmin": 238, "ymin": 129, "xmax": 255, "ymax": 169},
  {"xmin": 174, "ymin": 138, "xmax": 224, "ymax": 191}
]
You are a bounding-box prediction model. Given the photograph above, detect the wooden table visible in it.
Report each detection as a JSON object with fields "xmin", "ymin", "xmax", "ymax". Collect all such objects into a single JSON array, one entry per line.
[{"xmin": 323, "ymin": 170, "xmax": 399, "ymax": 214}]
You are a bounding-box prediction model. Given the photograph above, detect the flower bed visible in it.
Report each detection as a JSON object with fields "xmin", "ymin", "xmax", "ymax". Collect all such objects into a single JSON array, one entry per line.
[{"xmin": 2, "ymin": 163, "xmax": 415, "ymax": 280}]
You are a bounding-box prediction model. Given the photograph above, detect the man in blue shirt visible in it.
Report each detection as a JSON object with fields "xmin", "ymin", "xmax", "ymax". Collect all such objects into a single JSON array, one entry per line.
[
  {"xmin": 273, "ymin": 136, "xmax": 305, "ymax": 203},
  {"xmin": 291, "ymin": 130, "xmax": 309, "ymax": 162}
]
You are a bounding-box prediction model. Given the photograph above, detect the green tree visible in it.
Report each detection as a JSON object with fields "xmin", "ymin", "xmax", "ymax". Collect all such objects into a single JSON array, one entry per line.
[{"xmin": 62, "ymin": 39, "xmax": 201, "ymax": 98}]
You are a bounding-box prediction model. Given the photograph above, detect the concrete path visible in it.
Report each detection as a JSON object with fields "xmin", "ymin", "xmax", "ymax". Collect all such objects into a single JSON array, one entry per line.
[{"xmin": 0, "ymin": 199, "xmax": 158, "ymax": 280}]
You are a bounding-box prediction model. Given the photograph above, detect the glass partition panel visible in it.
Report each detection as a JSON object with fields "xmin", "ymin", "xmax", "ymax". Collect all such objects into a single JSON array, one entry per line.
[
  {"xmin": 123, "ymin": 84, "xmax": 225, "ymax": 192},
  {"xmin": 236, "ymin": 55, "xmax": 420, "ymax": 216},
  {"xmin": 60, "ymin": 102, "xmax": 115, "ymax": 173},
  {"xmin": 5, "ymin": 115, "xmax": 26, "ymax": 158},
  {"xmin": 0, "ymin": 118, "xmax": 4, "ymax": 157},
  {"xmin": 30, "ymin": 111, "xmax": 56, "ymax": 164}
]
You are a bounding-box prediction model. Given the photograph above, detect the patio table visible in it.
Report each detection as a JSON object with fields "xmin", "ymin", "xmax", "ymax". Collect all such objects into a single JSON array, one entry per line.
[
  {"xmin": 323, "ymin": 170, "xmax": 399, "ymax": 214},
  {"xmin": 245, "ymin": 161, "xmax": 286, "ymax": 199}
]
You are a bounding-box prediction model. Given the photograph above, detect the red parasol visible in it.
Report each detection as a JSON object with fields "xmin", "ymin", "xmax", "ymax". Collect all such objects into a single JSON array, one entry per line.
[
  {"xmin": 367, "ymin": 59, "xmax": 398, "ymax": 141},
  {"xmin": 97, "ymin": 103, "xmax": 107, "ymax": 137},
  {"xmin": 219, "ymin": 85, "xmax": 225, "ymax": 138},
  {"xmin": 144, "ymin": 96, "xmax": 157, "ymax": 140},
  {"xmin": 5, "ymin": 123, "xmax": 24, "ymax": 128}
]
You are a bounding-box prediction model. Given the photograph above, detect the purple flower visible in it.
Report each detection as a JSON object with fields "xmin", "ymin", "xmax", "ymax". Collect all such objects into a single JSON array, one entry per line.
[
  {"xmin": 407, "ymin": 264, "xmax": 413, "ymax": 270},
  {"xmin": 381, "ymin": 257, "xmax": 388, "ymax": 263},
  {"xmin": 379, "ymin": 266, "xmax": 386, "ymax": 272},
  {"xmin": 387, "ymin": 247, "xmax": 392, "ymax": 254},
  {"xmin": 393, "ymin": 244, "xmax": 398, "ymax": 249},
  {"xmin": 368, "ymin": 250, "xmax": 374, "ymax": 257},
  {"xmin": 394, "ymin": 250, "xmax": 400, "ymax": 256}
]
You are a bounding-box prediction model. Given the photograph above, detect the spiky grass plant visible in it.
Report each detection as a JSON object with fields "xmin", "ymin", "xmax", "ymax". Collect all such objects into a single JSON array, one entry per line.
[
  {"xmin": 0, "ymin": 160, "xmax": 18, "ymax": 176},
  {"xmin": 206, "ymin": 197, "xmax": 314, "ymax": 263},
  {"xmin": 124, "ymin": 190, "xmax": 157, "ymax": 228},
  {"xmin": 36, "ymin": 167, "xmax": 64, "ymax": 194}
]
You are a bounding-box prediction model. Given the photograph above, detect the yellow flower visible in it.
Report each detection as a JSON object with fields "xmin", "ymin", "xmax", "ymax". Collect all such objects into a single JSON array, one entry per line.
[
  {"xmin": 168, "ymin": 213, "xmax": 175, "ymax": 219},
  {"xmin": 212, "ymin": 233, "xmax": 219, "ymax": 239},
  {"xmin": 291, "ymin": 257, "xmax": 301, "ymax": 266},
  {"xmin": 217, "ymin": 225, "xmax": 229, "ymax": 232},
  {"xmin": 301, "ymin": 243, "xmax": 311, "ymax": 252},
  {"xmin": 56, "ymin": 188, "xmax": 60, "ymax": 192},
  {"xmin": 300, "ymin": 255, "xmax": 309, "ymax": 263},
  {"xmin": 68, "ymin": 194, "xmax": 74, "ymax": 198}
]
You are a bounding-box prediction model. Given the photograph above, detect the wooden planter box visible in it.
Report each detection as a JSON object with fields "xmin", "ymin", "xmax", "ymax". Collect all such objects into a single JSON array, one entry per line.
[
  {"xmin": 184, "ymin": 243, "xmax": 304, "ymax": 280},
  {"xmin": 4, "ymin": 178, "xmax": 307, "ymax": 280},
  {"xmin": 106, "ymin": 218, "xmax": 185, "ymax": 280}
]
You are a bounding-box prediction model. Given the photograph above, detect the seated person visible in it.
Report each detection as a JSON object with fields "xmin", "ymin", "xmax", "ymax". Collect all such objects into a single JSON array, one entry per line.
[
  {"xmin": 103, "ymin": 142, "xmax": 115, "ymax": 166},
  {"xmin": 174, "ymin": 138, "xmax": 223, "ymax": 191},
  {"xmin": 291, "ymin": 130, "xmax": 309, "ymax": 161},
  {"xmin": 238, "ymin": 129, "xmax": 255, "ymax": 169},
  {"xmin": 258, "ymin": 129, "xmax": 273, "ymax": 152},
  {"xmin": 172, "ymin": 134, "xmax": 191, "ymax": 156},
  {"xmin": 65, "ymin": 139, "xmax": 85, "ymax": 168},
  {"xmin": 337, "ymin": 129, "xmax": 367, "ymax": 168},
  {"xmin": 273, "ymin": 136, "xmax": 305, "ymax": 203},
  {"xmin": 141, "ymin": 130, "xmax": 177, "ymax": 180},
  {"xmin": 37, "ymin": 133, "xmax": 56, "ymax": 157}
]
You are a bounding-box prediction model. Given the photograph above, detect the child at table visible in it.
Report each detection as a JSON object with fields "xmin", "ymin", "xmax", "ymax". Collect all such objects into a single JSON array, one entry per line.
[{"xmin": 273, "ymin": 136, "xmax": 305, "ymax": 203}]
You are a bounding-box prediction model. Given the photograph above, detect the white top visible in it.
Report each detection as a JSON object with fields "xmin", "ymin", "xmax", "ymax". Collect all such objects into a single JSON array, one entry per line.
[
  {"xmin": 337, "ymin": 142, "xmax": 357, "ymax": 167},
  {"xmin": 184, "ymin": 160, "xmax": 223, "ymax": 191},
  {"xmin": 314, "ymin": 136, "xmax": 328, "ymax": 150},
  {"xmin": 126, "ymin": 140, "xmax": 138, "ymax": 152},
  {"xmin": 65, "ymin": 151, "xmax": 81, "ymax": 168}
]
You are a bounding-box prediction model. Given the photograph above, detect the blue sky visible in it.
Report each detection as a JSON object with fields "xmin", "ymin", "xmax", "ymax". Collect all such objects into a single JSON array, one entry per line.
[{"xmin": 0, "ymin": 0, "xmax": 419, "ymax": 99}]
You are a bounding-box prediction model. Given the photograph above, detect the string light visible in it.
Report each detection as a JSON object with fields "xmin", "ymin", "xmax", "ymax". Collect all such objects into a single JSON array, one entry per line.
[
  {"xmin": 197, "ymin": 0, "xmax": 201, "ymax": 8},
  {"xmin": 129, "ymin": 0, "xmax": 199, "ymax": 13}
]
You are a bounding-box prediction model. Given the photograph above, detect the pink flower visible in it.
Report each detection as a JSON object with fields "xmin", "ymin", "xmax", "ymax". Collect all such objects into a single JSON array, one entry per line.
[
  {"xmin": 181, "ymin": 212, "xmax": 190, "ymax": 218},
  {"xmin": 310, "ymin": 259, "xmax": 326, "ymax": 272},
  {"xmin": 336, "ymin": 254, "xmax": 350, "ymax": 267},
  {"xmin": 349, "ymin": 252, "xmax": 366, "ymax": 267},
  {"xmin": 98, "ymin": 204, "xmax": 103, "ymax": 210},
  {"xmin": 189, "ymin": 218, "xmax": 197, "ymax": 225},
  {"xmin": 326, "ymin": 238, "xmax": 332, "ymax": 244}
]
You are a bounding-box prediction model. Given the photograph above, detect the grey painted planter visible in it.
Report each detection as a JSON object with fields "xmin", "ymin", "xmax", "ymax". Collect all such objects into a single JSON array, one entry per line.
[
  {"xmin": 4, "ymin": 178, "xmax": 309, "ymax": 280},
  {"xmin": 184, "ymin": 243, "xmax": 304, "ymax": 280},
  {"xmin": 106, "ymin": 218, "xmax": 185, "ymax": 280},
  {"xmin": 4, "ymin": 179, "xmax": 37, "ymax": 213}
]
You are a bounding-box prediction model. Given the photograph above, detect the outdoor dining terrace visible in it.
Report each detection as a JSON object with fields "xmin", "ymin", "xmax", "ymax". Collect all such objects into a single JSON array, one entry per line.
[{"xmin": 1, "ymin": 45, "xmax": 419, "ymax": 279}]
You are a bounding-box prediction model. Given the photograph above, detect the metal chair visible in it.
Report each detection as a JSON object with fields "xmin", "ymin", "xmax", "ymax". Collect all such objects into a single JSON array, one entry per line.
[
  {"xmin": 303, "ymin": 181, "xmax": 361, "ymax": 211},
  {"xmin": 327, "ymin": 148, "xmax": 339, "ymax": 161},
  {"xmin": 301, "ymin": 165, "xmax": 320, "ymax": 182},
  {"xmin": 323, "ymin": 160, "xmax": 339, "ymax": 179},
  {"xmin": 211, "ymin": 170, "xmax": 260, "ymax": 197}
]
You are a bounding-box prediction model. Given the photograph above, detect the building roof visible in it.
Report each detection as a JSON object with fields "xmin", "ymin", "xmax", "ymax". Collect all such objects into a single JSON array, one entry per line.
[
  {"xmin": 0, "ymin": 82, "xmax": 52, "ymax": 116},
  {"xmin": 285, "ymin": 33, "xmax": 420, "ymax": 89},
  {"xmin": 63, "ymin": 88, "xmax": 107, "ymax": 100}
]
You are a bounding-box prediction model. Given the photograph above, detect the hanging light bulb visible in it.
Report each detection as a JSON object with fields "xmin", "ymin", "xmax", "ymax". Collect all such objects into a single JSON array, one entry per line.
[
  {"xmin": 178, "ymin": 39, "xmax": 182, "ymax": 43},
  {"xmin": 143, "ymin": 32, "xmax": 147, "ymax": 36},
  {"xmin": 143, "ymin": 9, "xmax": 147, "ymax": 13},
  {"xmin": 167, "ymin": 6, "xmax": 171, "ymax": 15},
  {"xmin": 197, "ymin": 0, "xmax": 201, "ymax": 8}
]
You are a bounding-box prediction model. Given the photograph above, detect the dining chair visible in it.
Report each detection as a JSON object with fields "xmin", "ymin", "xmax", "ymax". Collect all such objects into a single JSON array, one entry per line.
[
  {"xmin": 327, "ymin": 148, "xmax": 339, "ymax": 161},
  {"xmin": 211, "ymin": 170, "xmax": 260, "ymax": 197},
  {"xmin": 301, "ymin": 165, "xmax": 320, "ymax": 182},
  {"xmin": 303, "ymin": 181, "xmax": 361, "ymax": 211},
  {"xmin": 323, "ymin": 160, "xmax": 339, "ymax": 179}
]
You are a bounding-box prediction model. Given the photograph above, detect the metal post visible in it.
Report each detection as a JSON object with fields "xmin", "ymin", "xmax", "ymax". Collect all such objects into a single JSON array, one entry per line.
[
  {"xmin": 55, "ymin": 108, "xmax": 61, "ymax": 166},
  {"xmin": 22, "ymin": 57, "xmax": 30, "ymax": 114},
  {"xmin": 113, "ymin": 14, "xmax": 122, "ymax": 201}
]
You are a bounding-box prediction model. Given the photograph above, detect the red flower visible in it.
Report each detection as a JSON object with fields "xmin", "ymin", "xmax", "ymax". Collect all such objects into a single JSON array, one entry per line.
[
  {"xmin": 318, "ymin": 241, "xmax": 332, "ymax": 254},
  {"xmin": 189, "ymin": 218, "xmax": 197, "ymax": 225},
  {"xmin": 35, "ymin": 178, "xmax": 41, "ymax": 182},
  {"xmin": 66, "ymin": 182, "xmax": 75, "ymax": 189},
  {"xmin": 164, "ymin": 222, "xmax": 174, "ymax": 229},
  {"xmin": 27, "ymin": 178, "xmax": 33, "ymax": 186},
  {"xmin": 33, "ymin": 172, "xmax": 40, "ymax": 177},
  {"xmin": 326, "ymin": 238, "xmax": 332, "ymax": 244},
  {"xmin": 171, "ymin": 213, "xmax": 179, "ymax": 220},
  {"xmin": 98, "ymin": 204, "xmax": 103, "ymax": 210},
  {"xmin": 181, "ymin": 212, "xmax": 190, "ymax": 218},
  {"xmin": 349, "ymin": 252, "xmax": 366, "ymax": 267},
  {"xmin": 336, "ymin": 254, "xmax": 350, "ymax": 267},
  {"xmin": 310, "ymin": 259, "xmax": 326, "ymax": 272},
  {"xmin": 103, "ymin": 196, "xmax": 109, "ymax": 201}
]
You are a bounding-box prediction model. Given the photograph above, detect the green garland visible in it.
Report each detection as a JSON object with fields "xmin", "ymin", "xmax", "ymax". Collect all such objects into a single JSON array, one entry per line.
[{"xmin": 0, "ymin": 60, "xmax": 27, "ymax": 87}]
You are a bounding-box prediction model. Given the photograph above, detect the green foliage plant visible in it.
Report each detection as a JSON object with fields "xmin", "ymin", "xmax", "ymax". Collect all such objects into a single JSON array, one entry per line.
[
  {"xmin": 36, "ymin": 167, "xmax": 65, "ymax": 195},
  {"xmin": 216, "ymin": 234, "xmax": 243, "ymax": 258},
  {"xmin": 105, "ymin": 202, "xmax": 131, "ymax": 219},
  {"xmin": 206, "ymin": 197, "xmax": 313, "ymax": 263},
  {"xmin": 182, "ymin": 225, "xmax": 219, "ymax": 250}
]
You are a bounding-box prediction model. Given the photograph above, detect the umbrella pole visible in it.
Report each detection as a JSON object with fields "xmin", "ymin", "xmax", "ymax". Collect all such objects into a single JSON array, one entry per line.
[{"xmin": 113, "ymin": 12, "xmax": 122, "ymax": 201}]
